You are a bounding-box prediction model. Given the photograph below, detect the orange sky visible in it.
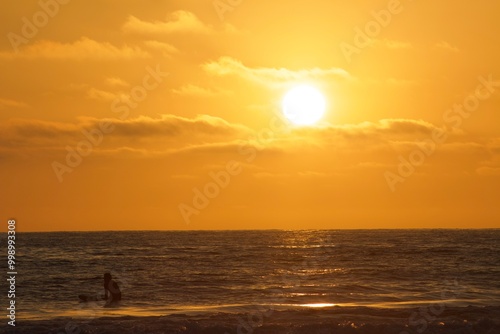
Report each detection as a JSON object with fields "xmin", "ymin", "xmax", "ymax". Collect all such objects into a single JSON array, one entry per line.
[{"xmin": 1, "ymin": 0, "xmax": 499, "ymax": 231}]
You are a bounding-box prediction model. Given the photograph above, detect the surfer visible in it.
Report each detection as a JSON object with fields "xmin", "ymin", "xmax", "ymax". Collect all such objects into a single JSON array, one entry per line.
[{"xmin": 103, "ymin": 273, "xmax": 121, "ymax": 306}]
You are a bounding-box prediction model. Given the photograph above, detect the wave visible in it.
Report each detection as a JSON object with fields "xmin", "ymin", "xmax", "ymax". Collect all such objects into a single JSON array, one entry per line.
[{"xmin": 11, "ymin": 306, "xmax": 500, "ymax": 334}]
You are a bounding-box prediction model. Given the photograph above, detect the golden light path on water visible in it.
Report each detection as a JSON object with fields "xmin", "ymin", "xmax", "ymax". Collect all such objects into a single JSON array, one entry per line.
[{"xmin": 299, "ymin": 303, "xmax": 337, "ymax": 308}]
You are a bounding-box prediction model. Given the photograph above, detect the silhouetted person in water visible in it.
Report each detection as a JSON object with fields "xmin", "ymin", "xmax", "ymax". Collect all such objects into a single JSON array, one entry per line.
[{"xmin": 103, "ymin": 273, "xmax": 121, "ymax": 306}]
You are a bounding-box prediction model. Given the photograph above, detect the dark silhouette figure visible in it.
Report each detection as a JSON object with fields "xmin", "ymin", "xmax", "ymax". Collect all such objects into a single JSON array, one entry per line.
[{"xmin": 103, "ymin": 273, "xmax": 121, "ymax": 306}]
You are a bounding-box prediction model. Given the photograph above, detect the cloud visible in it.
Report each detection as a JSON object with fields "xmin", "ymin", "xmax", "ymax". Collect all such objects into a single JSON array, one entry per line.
[
  {"xmin": 123, "ymin": 11, "xmax": 213, "ymax": 35},
  {"xmin": 68, "ymin": 83, "xmax": 122, "ymax": 102},
  {"xmin": 439, "ymin": 142, "xmax": 486, "ymax": 153},
  {"xmin": 376, "ymin": 119, "xmax": 439, "ymax": 135},
  {"xmin": 1, "ymin": 115, "xmax": 496, "ymax": 174},
  {"xmin": 172, "ymin": 84, "xmax": 231, "ymax": 97},
  {"xmin": 142, "ymin": 40, "xmax": 179, "ymax": 56},
  {"xmin": 105, "ymin": 77, "xmax": 129, "ymax": 88},
  {"xmin": 488, "ymin": 139, "xmax": 500, "ymax": 156},
  {"xmin": 476, "ymin": 167, "xmax": 500, "ymax": 176},
  {"xmin": 0, "ymin": 115, "xmax": 251, "ymax": 152},
  {"xmin": 172, "ymin": 141, "xmax": 246, "ymax": 155},
  {"xmin": 296, "ymin": 119, "xmax": 443, "ymax": 140},
  {"xmin": 173, "ymin": 118, "xmax": 469, "ymax": 158},
  {"xmin": 435, "ymin": 41, "xmax": 460, "ymax": 53},
  {"xmin": 100, "ymin": 114, "xmax": 249, "ymax": 138},
  {"xmin": 203, "ymin": 57, "xmax": 417, "ymax": 88},
  {"xmin": 0, "ymin": 98, "xmax": 28, "ymax": 109},
  {"xmin": 0, "ymin": 37, "xmax": 150, "ymax": 60},
  {"xmin": 175, "ymin": 118, "xmax": 469, "ymax": 160},
  {"xmin": 1, "ymin": 119, "xmax": 78, "ymax": 144},
  {"xmin": 476, "ymin": 141, "xmax": 500, "ymax": 175},
  {"xmin": 202, "ymin": 57, "xmax": 351, "ymax": 87},
  {"xmin": 86, "ymin": 87, "xmax": 120, "ymax": 102}
]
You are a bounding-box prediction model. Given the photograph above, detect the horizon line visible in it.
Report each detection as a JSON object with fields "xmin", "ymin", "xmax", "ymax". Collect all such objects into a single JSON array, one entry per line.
[{"xmin": 2, "ymin": 227, "xmax": 499, "ymax": 233}]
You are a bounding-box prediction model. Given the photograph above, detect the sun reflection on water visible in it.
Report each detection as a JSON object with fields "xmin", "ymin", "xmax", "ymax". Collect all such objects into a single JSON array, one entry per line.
[{"xmin": 299, "ymin": 303, "xmax": 336, "ymax": 308}]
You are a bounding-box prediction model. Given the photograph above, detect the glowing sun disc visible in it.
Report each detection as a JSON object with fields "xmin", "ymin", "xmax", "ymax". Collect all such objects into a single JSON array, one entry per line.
[{"xmin": 282, "ymin": 85, "xmax": 326, "ymax": 125}]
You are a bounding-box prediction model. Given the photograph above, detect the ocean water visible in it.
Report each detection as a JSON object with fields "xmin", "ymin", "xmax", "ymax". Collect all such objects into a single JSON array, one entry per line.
[{"xmin": 2, "ymin": 229, "xmax": 500, "ymax": 333}]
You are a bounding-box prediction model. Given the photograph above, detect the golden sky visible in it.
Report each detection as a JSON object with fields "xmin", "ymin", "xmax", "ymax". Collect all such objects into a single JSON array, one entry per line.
[{"xmin": 1, "ymin": 0, "xmax": 499, "ymax": 231}]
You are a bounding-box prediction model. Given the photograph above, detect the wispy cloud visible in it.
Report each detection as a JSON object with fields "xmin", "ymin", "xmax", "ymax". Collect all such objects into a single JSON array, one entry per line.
[
  {"xmin": 435, "ymin": 41, "xmax": 460, "ymax": 53},
  {"xmin": 172, "ymin": 84, "xmax": 231, "ymax": 98},
  {"xmin": 0, "ymin": 114, "xmax": 251, "ymax": 151},
  {"xmin": 295, "ymin": 119, "xmax": 443, "ymax": 140},
  {"xmin": 0, "ymin": 97, "xmax": 28, "ymax": 109},
  {"xmin": 105, "ymin": 77, "xmax": 129, "ymax": 88},
  {"xmin": 0, "ymin": 37, "xmax": 150, "ymax": 60},
  {"xmin": 203, "ymin": 57, "xmax": 351, "ymax": 87},
  {"xmin": 1, "ymin": 115, "xmax": 496, "ymax": 178},
  {"xmin": 86, "ymin": 87, "xmax": 121, "ymax": 102},
  {"xmin": 142, "ymin": 40, "xmax": 179, "ymax": 56},
  {"xmin": 476, "ymin": 167, "xmax": 500, "ymax": 176},
  {"xmin": 68, "ymin": 83, "xmax": 122, "ymax": 102},
  {"xmin": 123, "ymin": 11, "xmax": 232, "ymax": 35}
]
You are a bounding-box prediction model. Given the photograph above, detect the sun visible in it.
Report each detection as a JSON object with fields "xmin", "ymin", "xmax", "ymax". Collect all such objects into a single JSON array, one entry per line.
[{"xmin": 282, "ymin": 85, "xmax": 326, "ymax": 126}]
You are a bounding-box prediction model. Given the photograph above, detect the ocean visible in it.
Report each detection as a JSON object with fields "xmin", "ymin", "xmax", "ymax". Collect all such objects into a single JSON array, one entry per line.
[{"xmin": 2, "ymin": 229, "xmax": 499, "ymax": 333}]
